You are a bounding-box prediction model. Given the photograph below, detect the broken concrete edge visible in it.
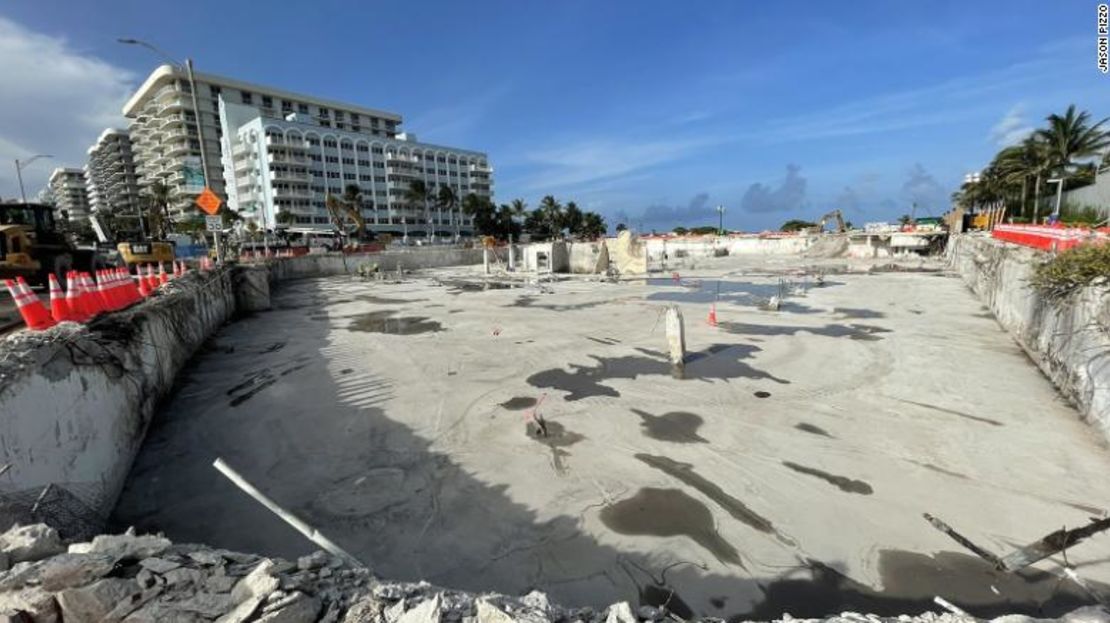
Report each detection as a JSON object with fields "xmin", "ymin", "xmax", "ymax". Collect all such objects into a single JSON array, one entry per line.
[
  {"xmin": 0, "ymin": 251, "xmax": 480, "ymax": 535},
  {"xmin": 947, "ymin": 234, "xmax": 1110, "ymax": 440},
  {"xmin": 3, "ymin": 522, "xmax": 1103, "ymax": 623}
]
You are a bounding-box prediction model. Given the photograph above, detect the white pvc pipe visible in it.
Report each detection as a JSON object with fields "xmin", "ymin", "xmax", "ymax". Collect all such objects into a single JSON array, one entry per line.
[{"xmin": 212, "ymin": 457, "xmax": 363, "ymax": 568}]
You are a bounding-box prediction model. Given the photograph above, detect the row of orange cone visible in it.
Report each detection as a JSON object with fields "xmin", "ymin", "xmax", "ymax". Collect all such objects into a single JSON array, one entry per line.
[{"xmin": 4, "ymin": 261, "xmax": 192, "ymax": 331}]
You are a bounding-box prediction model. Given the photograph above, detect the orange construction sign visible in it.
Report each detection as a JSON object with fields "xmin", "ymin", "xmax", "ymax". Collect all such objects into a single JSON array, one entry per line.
[{"xmin": 196, "ymin": 187, "xmax": 222, "ymax": 215}]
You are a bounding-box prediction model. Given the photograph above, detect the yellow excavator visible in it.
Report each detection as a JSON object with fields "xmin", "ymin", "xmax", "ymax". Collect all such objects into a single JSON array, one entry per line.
[
  {"xmin": 816, "ymin": 209, "xmax": 847, "ymax": 233},
  {"xmin": 325, "ymin": 194, "xmax": 371, "ymax": 245},
  {"xmin": 0, "ymin": 203, "xmax": 96, "ymax": 284}
]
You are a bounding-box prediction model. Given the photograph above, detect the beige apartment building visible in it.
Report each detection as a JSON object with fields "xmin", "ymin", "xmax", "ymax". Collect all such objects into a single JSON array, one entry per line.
[
  {"xmin": 85, "ymin": 128, "xmax": 143, "ymax": 216},
  {"xmin": 47, "ymin": 168, "xmax": 91, "ymax": 222}
]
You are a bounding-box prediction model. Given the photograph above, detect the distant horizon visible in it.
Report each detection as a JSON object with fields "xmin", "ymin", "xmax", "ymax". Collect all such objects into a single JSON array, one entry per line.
[{"xmin": 1, "ymin": 1, "xmax": 1107, "ymax": 231}]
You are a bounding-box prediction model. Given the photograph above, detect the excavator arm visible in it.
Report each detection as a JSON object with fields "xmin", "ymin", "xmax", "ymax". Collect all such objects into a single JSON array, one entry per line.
[{"xmin": 817, "ymin": 209, "xmax": 846, "ymax": 233}]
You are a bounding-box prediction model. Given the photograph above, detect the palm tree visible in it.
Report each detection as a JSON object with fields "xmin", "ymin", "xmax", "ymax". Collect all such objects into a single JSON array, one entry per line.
[
  {"xmin": 538, "ymin": 195, "xmax": 563, "ymax": 239},
  {"xmin": 510, "ymin": 198, "xmax": 527, "ymax": 217},
  {"xmin": 563, "ymin": 201, "xmax": 584, "ymax": 237},
  {"xmin": 1036, "ymin": 105, "xmax": 1110, "ymax": 174},
  {"xmin": 140, "ymin": 180, "xmax": 173, "ymax": 238},
  {"xmin": 579, "ymin": 212, "xmax": 607, "ymax": 239},
  {"xmin": 404, "ymin": 180, "xmax": 432, "ymax": 242},
  {"xmin": 437, "ymin": 185, "xmax": 457, "ymax": 240}
]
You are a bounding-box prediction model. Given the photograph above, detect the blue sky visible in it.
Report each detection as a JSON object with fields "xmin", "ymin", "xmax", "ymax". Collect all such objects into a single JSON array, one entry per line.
[{"xmin": 1, "ymin": 1, "xmax": 1107, "ymax": 231}]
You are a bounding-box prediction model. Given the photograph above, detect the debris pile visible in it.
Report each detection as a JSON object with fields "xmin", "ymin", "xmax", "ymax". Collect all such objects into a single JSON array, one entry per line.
[
  {"xmin": 0, "ymin": 523, "xmax": 598, "ymax": 623},
  {"xmin": 2, "ymin": 523, "xmax": 1110, "ymax": 623}
]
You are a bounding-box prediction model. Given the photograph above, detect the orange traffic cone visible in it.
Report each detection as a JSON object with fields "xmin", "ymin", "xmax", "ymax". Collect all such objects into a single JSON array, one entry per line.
[
  {"xmin": 137, "ymin": 267, "xmax": 151, "ymax": 298},
  {"xmin": 118, "ymin": 268, "xmax": 135, "ymax": 306},
  {"xmin": 158, "ymin": 262, "xmax": 168, "ymax": 286},
  {"xmin": 707, "ymin": 303, "xmax": 718, "ymax": 327},
  {"xmin": 64, "ymin": 272, "xmax": 87, "ymax": 322},
  {"xmin": 7, "ymin": 278, "xmax": 55, "ymax": 330},
  {"xmin": 79, "ymin": 273, "xmax": 102, "ymax": 316},
  {"xmin": 47, "ymin": 274, "xmax": 71, "ymax": 323},
  {"xmin": 146, "ymin": 264, "xmax": 158, "ymax": 291},
  {"xmin": 93, "ymin": 271, "xmax": 110, "ymax": 311}
]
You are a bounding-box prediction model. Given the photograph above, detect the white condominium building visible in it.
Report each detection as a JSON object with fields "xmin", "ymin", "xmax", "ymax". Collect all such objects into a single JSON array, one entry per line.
[
  {"xmin": 85, "ymin": 128, "xmax": 142, "ymax": 216},
  {"xmin": 123, "ymin": 65, "xmax": 422, "ymax": 219},
  {"xmin": 220, "ymin": 100, "xmax": 492, "ymax": 236},
  {"xmin": 47, "ymin": 168, "xmax": 91, "ymax": 221}
]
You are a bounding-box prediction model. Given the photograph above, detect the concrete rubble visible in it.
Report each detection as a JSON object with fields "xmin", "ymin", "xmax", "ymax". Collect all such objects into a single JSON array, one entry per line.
[{"xmin": 0, "ymin": 523, "xmax": 1107, "ymax": 623}]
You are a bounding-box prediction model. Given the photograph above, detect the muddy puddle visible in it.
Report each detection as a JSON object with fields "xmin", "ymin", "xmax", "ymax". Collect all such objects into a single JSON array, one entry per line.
[
  {"xmin": 645, "ymin": 278, "xmax": 839, "ymax": 310},
  {"xmin": 795, "ymin": 422, "xmax": 834, "ymax": 438},
  {"xmin": 500, "ymin": 396, "xmax": 538, "ymax": 410},
  {"xmin": 719, "ymin": 321, "xmax": 892, "ymax": 341},
  {"xmin": 527, "ymin": 420, "xmax": 585, "ymax": 475},
  {"xmin": 632, "ymin": 409, "xmax": 707, "ymax": 443},
  {"xmin": 527, "ymin": 344, "xmax": 788, "ymax": 401},
  {"xmin": 347, "ymin": 311, "xmax": 443, "ymax": 334},
  {"xmin": 634, "ymin": 454, "xmax": 787, "ymax": 544},
  {"xmin": 782, "ymin": 461, "xmax": 873, "ymax": 494},
  {"xmin": 599, "ymin": 487, "xmax": 742, "ymax": 566}
]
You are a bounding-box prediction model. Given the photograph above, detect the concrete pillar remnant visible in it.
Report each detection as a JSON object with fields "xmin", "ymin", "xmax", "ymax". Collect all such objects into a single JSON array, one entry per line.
[
  {"xmin": 665, "ymin": 305, "xmax": 686, "ymax": 378},
  {"xmin": 508, "ymin": 243, "xmax": 516, "ymax": 272},
  {"xmin": 483, "ymin": 248, "xmax": 491, "ymax": 274}
]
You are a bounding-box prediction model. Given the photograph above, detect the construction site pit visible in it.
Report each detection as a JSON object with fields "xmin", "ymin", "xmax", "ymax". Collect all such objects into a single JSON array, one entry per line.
[{"xmin": 111, "ymin": 254, "xmax": 1110, "ymax": 621}]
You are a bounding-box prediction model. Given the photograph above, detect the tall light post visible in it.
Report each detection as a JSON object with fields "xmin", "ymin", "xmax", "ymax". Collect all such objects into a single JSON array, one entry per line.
[
  {"xmin": 119, "ymin": 38, "xmax": 218, "ymax": 258},
  {"xmin": 1047, "ymin": 177, "xmax": 1066, "ymax": 220},
  {"xmin": 715, "ymin": 204, "xmax": 726, "ymax": 236},
  {"xmin": 13, "ymin": 155, "xmax": 52, "ymax": 203},
  {"xmin": 117, "ymin": 39, "xmax": 211, "ymax": 190}
]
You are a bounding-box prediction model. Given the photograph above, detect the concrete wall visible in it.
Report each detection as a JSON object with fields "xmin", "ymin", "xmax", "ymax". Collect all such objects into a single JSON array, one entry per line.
[
  {"xmin": 566, "ymin": 242, "xmax": 608, "ymax": 274},
  {"xmin": 948, "ymin": 234, "xmax": 1110, "ymax": 438},
  {"xmin": 0, "ymin": 270, "xmax": 237, "ymax": 519},
  {"xmin": 266, "ymin": 247, "xmax": 483, "ymax": 280},
  {"xmin": 0, "ymin": 247, "xmax": 483, "ymax": 528},
  {"xmin": 641, "ymin": 234, "xmax": 811, "ymax": 263}
]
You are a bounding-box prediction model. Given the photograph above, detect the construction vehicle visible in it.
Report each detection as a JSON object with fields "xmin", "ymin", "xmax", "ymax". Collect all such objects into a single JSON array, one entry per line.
[
  {"xmin": 88, "ymin": 211, "xmax": 177, "ymax": 267},
  {"xmin": 325, "ymin": 193, "xmax": 375, "ymax": 246},
  {"xmin": 0, "ymin": 203, "xmax": 95, "ymax": 285},
  {"xmin": 116, "ymin": 240, "xmax": 176, "ymax": 266},
  {"xmin": 815, "ymin": 209, "xmax": 847, "ymax": 233}
]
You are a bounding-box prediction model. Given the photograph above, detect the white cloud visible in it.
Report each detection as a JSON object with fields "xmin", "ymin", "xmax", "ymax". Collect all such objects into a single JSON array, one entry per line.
[
  {"xmin": 0, "ymin": 16, "xmax": 136, "ymax": 199},
  {"xmin": 988, "ymin": 104, "xmax": 1033, "ymax": 147},
  {"xmin": 518, "ymin": 135, "xmax": 710, "ymax": 191}
]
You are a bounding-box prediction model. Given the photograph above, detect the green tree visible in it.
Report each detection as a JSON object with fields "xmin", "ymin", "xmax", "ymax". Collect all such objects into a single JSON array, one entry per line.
[
  {"xmin": 404, "ymin": 180, "xmax": 433, "ymax": 238},
  {"xmin": 1036, "ymin": 104, "xmax": 1110, "ymax": 173},
  {"xmin": 510, "ymin": 198, "xmax": 527, "ymax": 218},
  {"xmin": 437, "ymin": 185, "xmax": 457, "ymax": 238},
  {"xmin": 615, "ymin": 223, "xmax": 627, "ymax": 233},
  {"xmin": 672, "ymin": 226, "xmax": 688, "ymax": 235},
  {"xmin": 780, "ymin": 219, "xmax": 817, "ymax": 232},
  {"xmin": 562, "ymin": 201, "xmax": 584, "ymax": 236},
  {"xmin": 578, "ymin": 212, "xmax": 607, "ymax": 239}
]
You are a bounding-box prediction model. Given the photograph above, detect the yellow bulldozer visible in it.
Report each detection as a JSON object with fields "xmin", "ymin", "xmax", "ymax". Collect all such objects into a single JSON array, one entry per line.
[{"xmin": 0, "ymin": 203, "xmax": 96, "ymax": 285}]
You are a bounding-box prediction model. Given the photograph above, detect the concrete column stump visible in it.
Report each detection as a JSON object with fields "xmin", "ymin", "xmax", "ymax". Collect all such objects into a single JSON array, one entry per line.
[{"xmin": 665, "ymin": 305, "xmax": 686, "ymax": 378}]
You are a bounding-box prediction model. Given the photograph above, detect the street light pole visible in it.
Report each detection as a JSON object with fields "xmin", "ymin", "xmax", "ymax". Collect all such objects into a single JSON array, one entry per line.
[
  {"xmin": 716, "ymin": 205, "xmax": 725, "ymax": 236},
  {"xmin": 13, "ymin": 155, "xmax": 53, "ymax": 203},
  {"xmin": 119, "ymin": 38, "xmax": 218, "ymax": 257}
]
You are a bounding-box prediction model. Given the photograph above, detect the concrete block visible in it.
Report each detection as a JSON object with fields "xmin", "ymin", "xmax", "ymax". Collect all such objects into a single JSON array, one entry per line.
[{"xmin": 0, "ymin": 525, "xmax": 63, "ymax": 564}]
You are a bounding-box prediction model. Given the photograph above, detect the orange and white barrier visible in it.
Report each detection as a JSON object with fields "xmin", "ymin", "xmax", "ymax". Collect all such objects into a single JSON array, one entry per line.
[{"xmin": 992, "ymin": 224, "xmax": 1109, "ymax": 252}]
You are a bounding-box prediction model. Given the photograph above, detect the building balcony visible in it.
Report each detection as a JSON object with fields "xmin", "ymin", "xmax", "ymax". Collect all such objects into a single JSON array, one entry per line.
[
  {"xmin": 266, "ymin": 136, "xmax": 307, "ymax": 150},
  {"xmin": 273, "ymin": 187, "xmax": 313, "ymax": 198},
  {"xmin": 270, "ymin": 170, "xmax": 312, "ymax": 182},
  {"xmin": 165, "ymin": 142, "xmax": 192, "ymax": 157},
  {"xmin": 270, "ymin": 154, "xmax": 307, "ymax": 164}
]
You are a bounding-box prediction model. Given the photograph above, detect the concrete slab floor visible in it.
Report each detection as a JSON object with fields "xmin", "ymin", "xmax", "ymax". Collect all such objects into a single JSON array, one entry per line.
[{"xmin": 112, "ymin": 258, "xmax": 1110, "ymax": 620}]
